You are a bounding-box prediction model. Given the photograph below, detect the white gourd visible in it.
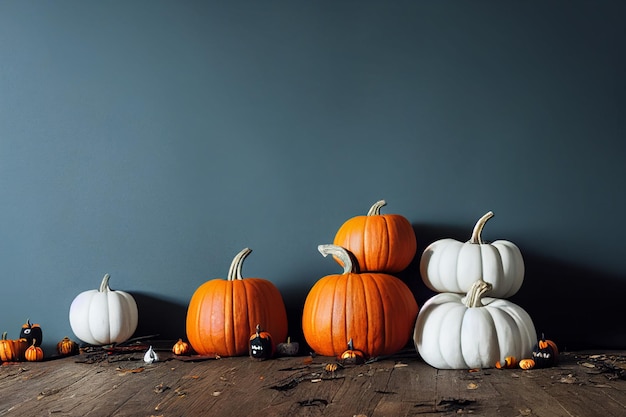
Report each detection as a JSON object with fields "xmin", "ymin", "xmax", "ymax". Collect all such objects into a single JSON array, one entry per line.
[
  {"xmin": 69, "ymin": 274, "xmax": 138, "ymax": 345},
  {"xmin": 414, "ymin": 279, "xmax": 537, "ymax": 370},
  {"xmin": 420, "ymin": 211, "xmax": 524, "ymax": 298}
]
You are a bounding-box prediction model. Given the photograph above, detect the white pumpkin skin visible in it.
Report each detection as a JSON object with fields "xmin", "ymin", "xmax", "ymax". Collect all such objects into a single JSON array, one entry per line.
[
  {"xmin": 420, "ymin": 212, "xmax": 524, "ymax": 298},
  {"xmin": 69, "ymin": 274, "xmax": 138, "ymax": 345},
  {"xmin": 414, "ymin": 279, "xmax": 536, "ymax": 370}
]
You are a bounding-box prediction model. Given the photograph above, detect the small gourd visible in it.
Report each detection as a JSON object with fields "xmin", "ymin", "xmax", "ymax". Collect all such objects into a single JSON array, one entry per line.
[
  {"xmin": 531, "ymin": 335, "xmax": 558, "ymax": 368},
  {"xmin": 249, "ymin": 324, "xmax": 274, "ymax": 360},
  {"xmin": 276, "ymin": 337, "xmax": 299, "ymax": 356},
  {"xmin": 56, "ymin": 337, "xmax": 79, "ymax": 356},
  {"xmin": 519, "ymin": 359, "xmax": 536, "ymax": 370},
  {"xmin": 25, "ymin": 339, "xmax": 44, "ymax": 362},
  {"xmin": 172, "ymin": 338, "xmax": 192, "ymax": 356},
  {"xmin": 20, "ymin": 319, "xmax": 43, "ymax": 347},
  {"xmin": 339, "ymin": 339, "xmax": 365, "ymax": 365},
  {"xmin": 143, "ymin": 346, "xmax": 158, "ymax": 364}
]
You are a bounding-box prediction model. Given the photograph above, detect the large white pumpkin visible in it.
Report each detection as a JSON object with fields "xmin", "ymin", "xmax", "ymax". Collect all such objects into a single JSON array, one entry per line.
[
  {"xmin": 414, "ymin": 279, "xmax": 536, "ymax": 369},
  {"xmin": 69, "ymin": 274, "xmax": 138, "ymax": 345},
  {"xmin": 420, "ymin": 211, "xmax": 524, "ymax": 298}
]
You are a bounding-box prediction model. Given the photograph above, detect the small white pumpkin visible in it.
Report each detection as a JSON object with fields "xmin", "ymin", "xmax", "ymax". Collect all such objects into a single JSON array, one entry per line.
[
  {"xmin": 420, "ymin": 211, "xmax": 524, "ymax": 298},
  {"xmin": 414, "ymin": 279, "xmax": 536, "ymax": 369},
  {"xmin": 69, "ymin": 274, "xmax": 139, "ymax": 345}
]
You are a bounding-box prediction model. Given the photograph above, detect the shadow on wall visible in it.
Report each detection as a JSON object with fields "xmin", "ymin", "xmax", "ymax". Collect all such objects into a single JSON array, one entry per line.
[
  {"xmin": 132, "ymin": 293, "xmax": 188, "ymax": 341},
  {"xmin": 405, "ymin": 223, "xmax": 626, "ymax": 351},
  {"xmin": 130, "ymin": 224, "xmax": 626, "ymax": 352}
]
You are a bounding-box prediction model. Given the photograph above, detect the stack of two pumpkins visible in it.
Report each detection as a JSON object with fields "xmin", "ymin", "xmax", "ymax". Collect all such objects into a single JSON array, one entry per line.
[
  {"xmin": 302, "ymin": 200, "xmax": 419, "ymax": 361},
  {"xmin": 414, "ymin": 211, "xmax": 538, "ymax": 369}
]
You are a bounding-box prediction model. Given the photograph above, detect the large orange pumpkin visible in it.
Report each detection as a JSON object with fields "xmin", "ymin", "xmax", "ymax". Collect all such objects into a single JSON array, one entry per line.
[
  {"xmin": 186, "ymin": 248, "xmax": 288, "ymax": 357},
  {"xmin": 302, "ymin": 244, "xmax": 419, "ymax": 358},
  {"xmin": 333, "ymin": 200, "xmax": 416, "ymax": 273}
]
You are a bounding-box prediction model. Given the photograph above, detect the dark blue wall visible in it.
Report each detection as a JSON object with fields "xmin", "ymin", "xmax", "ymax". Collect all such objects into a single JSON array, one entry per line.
[{"xmin": 1, "ymin": 1, "xmax": 625, "ymax": 354}]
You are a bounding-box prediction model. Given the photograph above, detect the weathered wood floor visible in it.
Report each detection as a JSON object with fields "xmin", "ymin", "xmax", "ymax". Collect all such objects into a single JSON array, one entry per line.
[{"xmin": 1, "ymin": 345, "xmax": 625, "ymax": 417}]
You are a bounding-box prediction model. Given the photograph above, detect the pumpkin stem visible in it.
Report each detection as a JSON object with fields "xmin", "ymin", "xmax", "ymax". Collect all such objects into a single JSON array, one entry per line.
[
  {"xmin": 366, "ymin": 200, "xmax": 387, "ymax": 216},
  {"xmin": 227, "ymin": 248, "xmax": 253, "ymax": 281},
  {"xmin": 469, "ymin": 211, "xmax": 494, "ymax": 244},
  {"xmin": 1, "ymin": 332, "xmax": 7, "ymax": 341},
  {"xmin": 318, "ymin": 244, "xmax": 359, "ymax": 274},
  {"xmin": 464, "ymin": 279, "xmax": 493, "ymax": 308},
  {"xmin": 347, "ymin": 338, "xmax": 354, "ymax": 350},
  {"xmin": 99, "ymin": 274, "xmax": 112, "ymax": 292}
]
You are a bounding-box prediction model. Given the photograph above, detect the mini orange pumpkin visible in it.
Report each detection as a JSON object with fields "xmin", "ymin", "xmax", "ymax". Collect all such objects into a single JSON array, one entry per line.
[
  {"xmin": 172, "ymin": 338, "xmax": 192, "ymax": 356},
  {"xmin": 339, "ymin": 339, "xmax": 365, "ymax": 365},
  {"xmin": 25, "ymin": 339, "xmax": 44, "ymax": 362},
  {"xmin": 0, "ymin": 332, "xmax": 28, "ymax": 362},
  {"xmin": 57, "ymin": 337, "xmax": 79, "ymax": 356},
  {"xmin": 519, "ymin": 359, "xmax": 536, "ymax": 370},
  {"xmin": 333, "ymin": 200, "xmax": 417, "ymax": 273}
]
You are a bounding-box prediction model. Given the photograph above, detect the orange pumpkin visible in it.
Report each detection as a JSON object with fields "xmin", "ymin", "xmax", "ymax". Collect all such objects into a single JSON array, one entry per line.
[
  {"xmin": 340, "ymin": 338, "xmax": 365, "ymax": 365},
  {"xmin": 0, "ymin": 332, "xmax": 28, "ymax": 362},
  {"xmin": 333, "ymin": 200, "xmax": 417, "ymax": 273},
  {"xmin": 186, "ymin": 248, "xmax": 288, "ymax": 357},
  {"xmin": 302, "ymin": 244, "xmax": 418, "ymax": 358},
  {"xmin": 25, "ymin": 339, "xmax": 44, "ymax": 362}
]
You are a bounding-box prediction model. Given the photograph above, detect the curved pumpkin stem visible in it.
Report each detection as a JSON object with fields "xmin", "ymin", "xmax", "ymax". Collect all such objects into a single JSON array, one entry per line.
[
  {"xmin": 1, "ymin": 332, "xmax": 7, "ymax": 341},
  {"xmin": 366, "ymin": 200, "xmax": 387, "ymax": 216},
  {"xmin": 99, "ymin": 274, "xmax": 112, "ymax": 292},
  {"xmin": 469, "ymin": 211, "xmax": 494, "ymax": 244},
  {"xmin": 227, "ymin": 248, "xmax": 252, "ymax": 281},
  {"xmin": 464, "ymin": 279, "xmax": 493, "ymax": 308},
  {"xmin": 318, "ymin": 244, "xmax": 359, "ymax": 274}
]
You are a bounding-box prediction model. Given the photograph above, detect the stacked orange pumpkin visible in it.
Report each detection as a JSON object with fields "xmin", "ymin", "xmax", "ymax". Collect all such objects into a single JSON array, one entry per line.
[{"xmin": 302, "ymin": 200, "xmax": 419, "ymax": 360}]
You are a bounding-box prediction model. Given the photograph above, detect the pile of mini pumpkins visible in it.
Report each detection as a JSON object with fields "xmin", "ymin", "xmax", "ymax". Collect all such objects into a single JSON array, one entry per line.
[{"xmin": 0, "ymin": 319, "xmax": 79, "ymax": 363}]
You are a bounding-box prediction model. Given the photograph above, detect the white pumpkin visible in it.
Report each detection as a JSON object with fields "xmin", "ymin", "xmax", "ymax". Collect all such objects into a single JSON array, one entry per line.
[
  {"xmin": 420, "ymin": 211, "xmax": 524, "ymax": 298},
  {"xmin": 414, "ymin": 279, "xmax": 536, "ymax": 370},
  {"xmin": 69, "ymin": 274, "xmax": 138, "ymax": 345}
]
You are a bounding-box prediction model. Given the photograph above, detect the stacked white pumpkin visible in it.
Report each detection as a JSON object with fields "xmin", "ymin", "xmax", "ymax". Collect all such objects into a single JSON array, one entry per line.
[{"xmin": 413, "ymin": 211, "xmax": 537, "ymax": 369}]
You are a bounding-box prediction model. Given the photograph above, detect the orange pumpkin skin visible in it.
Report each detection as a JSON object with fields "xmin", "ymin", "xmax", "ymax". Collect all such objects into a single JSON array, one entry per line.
[
  {"xmin": 186, "ymin": 249, "xmax": 288, "ymax": 357},
  {"xmin": 302, "ymin": 245, "xmax": 419, "ymax": 358},
  {"xmin": 25, "ymin": 340, "xmax": 44, "ymax": 362},
  {"xmin": 333, "ymin": 200, "xmax": 416, "ymax": 273},
  {"xmin": 0, "ymin": 333, "xmax": 28, "ymax": 362}
]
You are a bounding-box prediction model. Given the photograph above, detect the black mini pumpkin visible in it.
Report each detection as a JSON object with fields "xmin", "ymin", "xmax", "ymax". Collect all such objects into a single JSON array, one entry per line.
[
  {"xmin": 20, "ymin": 319, "xmax": 43, "ymax": 347},
  {"xmin": 249, "ymin": 324, "xmax": 274, "ymax": 360},
  {"xmin": 531, "ymin": 335, "xmax": 558, "ymax": 368}
]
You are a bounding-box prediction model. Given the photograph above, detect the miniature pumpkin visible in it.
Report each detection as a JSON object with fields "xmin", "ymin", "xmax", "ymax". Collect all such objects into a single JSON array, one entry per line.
[
  {"xmin": 531, "ymin": 335, "xmax": 558, "ymax": 368},
  {"xmin": 495, "ymin": 356, "xmax": 518, "ymax": 369},
  {"xmin": 519, "ymin": 358, "xmax": 536, "ymax": 370},
  {"xmin": 276, "ymin": 337, "xmax": 299, "ymax": 356},
  {"xmin": 56, "ymin": 337, "xmax": 79, "ymax": 356},
  {"xmin": 414, "ymin": 279, "xmax": 537, "ymax": 369},
  {"xmin": 20, "ymin": 319, "xmax": 43, "ymax": 347},
  {"xmin": 340, "ymin": 338, "xmax": 365, "ymax": 365},
  {"xmin": 333, "ymin": 200, "xmax": 417, "ymax": 273},
  {"xmin": 172, "ymin": 338, "xmax": 192, "ymax": 356},
  {"xmin": 186, "ymin": 248, "xmax": 288, "ymax": 357},
  {"xmin": 249, "ymin": 324, "xmax": 274, "ymax": 360},
  {"xmin": 0, "ymin": 332, "xmax": 28, "ymax": 362},
  {"xmin": 420, "ymin": 211, "xmax": 524, "ymax": 298},
  {"xmin": 69, "ymin": 274, "xmax": 139, "ymax": 345},
  {"xmin": 25, "ymin": 339, "xmax": 44, "ymax": 362},
  {"xmin": 302, "ymin": 244, "xmax": 418, "ymax": 358}
]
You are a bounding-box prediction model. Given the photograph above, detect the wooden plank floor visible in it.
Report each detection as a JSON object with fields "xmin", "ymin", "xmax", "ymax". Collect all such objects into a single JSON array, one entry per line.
[{"xmin": 1, "ymin": 345, "xmax": 625, "ymax": 417}]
